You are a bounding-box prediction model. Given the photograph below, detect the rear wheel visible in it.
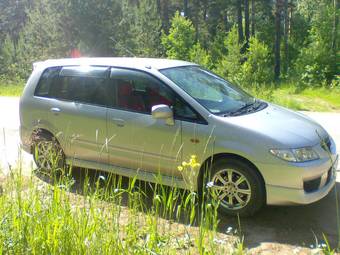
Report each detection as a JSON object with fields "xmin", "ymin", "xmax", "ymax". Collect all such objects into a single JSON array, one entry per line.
[
  {"xmin": 208, "ymin": 158, "xmax": 265, "ymax": 217},
  {"xmin": 33, "ymin": 132, "xmax": 65, "ymax": 172}
]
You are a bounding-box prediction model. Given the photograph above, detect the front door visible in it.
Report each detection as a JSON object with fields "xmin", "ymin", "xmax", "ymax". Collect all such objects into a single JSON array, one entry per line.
[{"xmin": 106, "ymin": 68, "xmax": 182, "ymax": 176}]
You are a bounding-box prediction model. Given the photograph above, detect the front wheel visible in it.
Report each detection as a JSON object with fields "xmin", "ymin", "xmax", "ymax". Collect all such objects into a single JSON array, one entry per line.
[
  {"xmin": 33, "ymin": 132, "xmax": 65, "ymax": 172},
  {"xmin": 208, "ymin": 158, "xmax": 265, "ymax": 217}
]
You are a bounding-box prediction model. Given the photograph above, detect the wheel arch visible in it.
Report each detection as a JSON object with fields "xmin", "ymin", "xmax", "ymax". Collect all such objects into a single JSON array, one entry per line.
[
  {"xmin": 30, "ymin": 128, "xmax": 63, "ymax": 152},
  {"xmin": 198, "ymin": 153, "xmax": 266, "ymax": 199}
]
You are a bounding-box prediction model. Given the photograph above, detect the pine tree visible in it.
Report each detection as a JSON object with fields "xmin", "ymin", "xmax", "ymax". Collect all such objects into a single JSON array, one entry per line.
[
  {"xmin": 134, "ymin": 0, "xmax": 163, "ymax": 57},
  {"xmin": 161, "ymin": 11, "xmax": 195, "ymax": 60}
]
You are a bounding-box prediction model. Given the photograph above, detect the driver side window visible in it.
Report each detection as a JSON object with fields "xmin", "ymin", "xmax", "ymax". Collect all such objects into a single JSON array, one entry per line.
[{"xmin": 109, "ymin": 68, "xmax": 199, "ymax": 122}]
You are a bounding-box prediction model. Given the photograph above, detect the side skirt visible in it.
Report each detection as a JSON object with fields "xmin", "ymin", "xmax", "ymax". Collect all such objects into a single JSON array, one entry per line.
[{"xmin": 65, "ymin": 157, "xmax": 189, "ymax": 190}]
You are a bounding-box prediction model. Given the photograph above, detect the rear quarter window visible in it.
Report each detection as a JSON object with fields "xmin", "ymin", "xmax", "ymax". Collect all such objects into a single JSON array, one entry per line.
[
  {"xmin": 55, "ymin": 66, "xmax": 111, "ymax": 107},
  {"xmin": 34, "ymin": 67, "xmax": 61, "ymax": 97}
]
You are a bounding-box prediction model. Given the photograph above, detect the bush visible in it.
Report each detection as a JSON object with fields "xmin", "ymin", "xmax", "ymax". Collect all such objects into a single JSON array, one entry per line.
[
  {"xmin": 293, "ymin": 3, "xmax": 338, "ymax": 86},
  {"xmin": 241, "ymin": 37, "xmax": 273, "ymax": 86},
  {"xmin": 214, "ymin": 28, "xmax": 273, "ymax": 88},
  {"xmin": 213, "ymin": 26, "xmax": 243, "ymax": 84},
  {"xmin": 161, "ymin": 11, "xmax": 195, "ymax": 60},
  {"xmin": 189, "ymin": 43, "xmax": 212, "ymax": 68}
]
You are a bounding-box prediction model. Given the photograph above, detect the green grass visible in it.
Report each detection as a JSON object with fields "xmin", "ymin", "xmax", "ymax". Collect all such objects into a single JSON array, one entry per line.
[
  {"xmin": 0, "ymin": 79, "xmax": 24, "ymax": 97},
  {"xmin": 0, "ymin": 136, "xmax": 338, "ymax": 254},
  {"xmin": 0, "ymin": 164, "xmax": 244, "ymax": 254},
  {"xmin": 271, "ymin": 87, "xmax": 340, "ymax": 112},
  {"xmin": 249, "ymin": 84, "xmax": 340, "ymax": 112}
]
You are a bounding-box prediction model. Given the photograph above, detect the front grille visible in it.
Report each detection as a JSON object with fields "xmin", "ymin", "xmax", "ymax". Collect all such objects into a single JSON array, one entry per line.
[{"xmin": 304, "ymin": 177, "xmax": 321, "ymax": 193}]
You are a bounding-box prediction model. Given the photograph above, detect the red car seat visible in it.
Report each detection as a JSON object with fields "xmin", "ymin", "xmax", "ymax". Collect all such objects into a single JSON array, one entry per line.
[
  {"xmin": 117, "ymin": 82, "xmax": 145, "ymax": 112},
  {"xmin": 147, "ymin": 86, "xmax": 172, "ymax": 108}
]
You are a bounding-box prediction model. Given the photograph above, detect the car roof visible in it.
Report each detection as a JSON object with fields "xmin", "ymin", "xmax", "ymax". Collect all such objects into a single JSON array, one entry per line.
[{"xmin": 34, "ymin": 57, "xmax": 196, "ymax": 71}]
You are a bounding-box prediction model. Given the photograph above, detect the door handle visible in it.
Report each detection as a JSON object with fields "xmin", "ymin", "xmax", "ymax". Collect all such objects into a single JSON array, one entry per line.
[
  {"xmin": 50, "ymin": 107, "xmax": 61, "ymax": 114},
  {"xmin": 112, "ymin": 118, "xmax": 125, "ymax": 127}
]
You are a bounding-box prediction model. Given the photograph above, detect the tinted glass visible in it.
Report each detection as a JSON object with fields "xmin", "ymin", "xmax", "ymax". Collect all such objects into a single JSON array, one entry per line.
[
  {"xmin": 110, "ymin": 68, "xmax": 198, "ymax": 121},
  {"xmin": 51, "ymin": 66, "xmax": 110, "ymax": 107},
  {"xmin": 35, "ymin": 67, "xmax": 61, "ymax": 97}
]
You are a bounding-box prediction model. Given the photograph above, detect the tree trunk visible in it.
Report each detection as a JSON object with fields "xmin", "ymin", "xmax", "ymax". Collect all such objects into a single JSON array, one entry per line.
[
  {"xmin": 194, "ymin": 0, "xmax": 199, "ymax": 41},
  {"xmin": 283, "ymin": 0, "xmax": 289, "ymax": 74},
  {"xmin": 251, "ymin": 0, "xmax": 255, "ymax": 36},
  {"xmin": 163, "ymin": 0, "xmax": 169, "ymax": 33},
  {"xmin": 332, "ymin": 0, "xmax": 338, "ymax": 55},
  {"xmin": 203, "ymin": 0, "xmax": 208, "ymax": 21},
  {"xmin": 236, "ymin": 0, "xmax": 244, "ymax": 43},
  {"xmin": 157, "ymin": 0, "xmax": 161, "ymax": 13},
  {"xmin": 184, "ymin": 0, "xmax": 189, "ymax": 17},
  {"xmin": 244, "ymin": 0, "xmax": 250, "ymax": 47},
  {"xmin": 274, "ymin": 0, "xmax": 283, "ymax": 81},
  {"xmin": 223, "ymin": 9, "xmax": 229, "ymax": 32}
]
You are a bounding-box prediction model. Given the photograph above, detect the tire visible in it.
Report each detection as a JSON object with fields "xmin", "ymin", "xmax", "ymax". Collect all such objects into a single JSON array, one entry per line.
[
  {"xmin": 33, "ymin": 131, "xmax": 65, "ymax": 172},
  {"xmin": 205, "ymin": 158, "xmax": 265, "ymax": 217}
]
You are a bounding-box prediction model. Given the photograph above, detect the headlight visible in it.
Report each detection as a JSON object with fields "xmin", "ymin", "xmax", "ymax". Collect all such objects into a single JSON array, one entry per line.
[{"xmin": 270, "ymin": 147, "xmax": 319, "ymax": 162}]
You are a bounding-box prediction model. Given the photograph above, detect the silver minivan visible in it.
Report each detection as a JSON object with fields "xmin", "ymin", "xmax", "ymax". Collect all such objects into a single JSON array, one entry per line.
[{"xmin": 20, "ymin": 58, "xmax": 338, "ymax": 216}]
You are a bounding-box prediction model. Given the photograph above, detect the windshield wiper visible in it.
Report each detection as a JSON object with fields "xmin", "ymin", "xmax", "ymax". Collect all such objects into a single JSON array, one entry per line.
[{"xmin": 223, "ymin": 100, "xmax": 261, "ymax": 117}]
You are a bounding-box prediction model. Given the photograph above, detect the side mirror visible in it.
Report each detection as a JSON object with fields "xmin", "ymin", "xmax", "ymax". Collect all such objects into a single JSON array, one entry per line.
[{"xmin": 151, "ymin": 104, "xmax": 174, "ymax": 125}]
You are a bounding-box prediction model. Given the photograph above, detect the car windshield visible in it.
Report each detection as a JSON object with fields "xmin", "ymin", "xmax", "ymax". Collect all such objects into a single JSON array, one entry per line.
[{"xmin": 160, "ymin": 66, "xmax": 255, "ymax": 115}]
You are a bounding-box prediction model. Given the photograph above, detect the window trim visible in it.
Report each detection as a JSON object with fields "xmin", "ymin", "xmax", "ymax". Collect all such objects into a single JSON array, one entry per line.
[{"xmin": 34, "ymin": 65, "xmax": 208, "ymax": 125}]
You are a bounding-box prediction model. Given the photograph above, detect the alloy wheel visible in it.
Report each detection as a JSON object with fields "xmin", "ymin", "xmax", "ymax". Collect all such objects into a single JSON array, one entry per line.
[
  {"xmin": 35, "ymin": 140, "xmax": 62, "ymax": 170},
  {"xmin": 211, "ymin": 169, "xmax": 251, "ymax": 210}
]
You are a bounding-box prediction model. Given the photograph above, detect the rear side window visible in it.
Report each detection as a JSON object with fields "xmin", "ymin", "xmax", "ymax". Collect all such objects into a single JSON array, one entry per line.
[
  {"xmin": 36, "ymin": 66, "xmax": 111, "ymax": 107},
  {"xmin": 53, "ymin": 66, "xmax": 110, "ymax": 107},
  {"xmin": 34, "ymin": 67, "xmax": 61, "ymax": 97}
]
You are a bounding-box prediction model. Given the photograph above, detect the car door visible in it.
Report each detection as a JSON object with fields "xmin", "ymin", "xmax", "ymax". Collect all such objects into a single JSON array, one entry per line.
[
  {"xmin": 106, "ymin": 68, "xmax": 183, "ymax": 177},
  {"xmin": 47, "ymin": 66, "xmax": 110, "ymax": 163}
]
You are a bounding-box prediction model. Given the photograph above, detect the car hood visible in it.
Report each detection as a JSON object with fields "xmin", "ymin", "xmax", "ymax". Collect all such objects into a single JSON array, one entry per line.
[{"xmin": 216, "ymin": 103, "xmax": 328, "ymax": 148}]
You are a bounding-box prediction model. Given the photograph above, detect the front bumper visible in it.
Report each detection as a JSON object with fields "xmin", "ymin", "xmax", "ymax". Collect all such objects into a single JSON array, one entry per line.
[
  {"xmin": 265, "ymin": 155, "xmax": 338, "ymax": 205},
  {"xmin": 266, "ymin": 174, "xmax": 336, "ymax": 205}
]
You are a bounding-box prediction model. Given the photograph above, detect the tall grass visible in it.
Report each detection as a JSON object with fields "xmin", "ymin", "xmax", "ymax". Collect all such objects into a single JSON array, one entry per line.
[
  {"xmin": 0, "ymin": 163, "xmax": 244, "ymax": 254},
  {"xmin": 246, "ymin": 83, "xmax": 340, "ymax": 112},
  {"xmin": 0, "ymin": 76, "xmax": 24, "ymax": 97}
]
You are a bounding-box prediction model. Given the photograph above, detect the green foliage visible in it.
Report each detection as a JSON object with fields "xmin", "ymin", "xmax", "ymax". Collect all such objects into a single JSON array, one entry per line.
[
  {"xmin": 214, "ymin": 26, "xmax": 243, "ymax": 84},
  {"xmin": 209, "ymin": 26, "xmax": 228, "ymax": 65},
  {"xmin": 132, "ymin": 0, "xmax": 163, "ymax": 57},
  {"xmin": 241, "ymin": 37, "xmax": 273, "ymax": 85},
  {"xmin": 161, "ymin": 11, "xmax": 195, "ymax": 60},
  {"xmin": 16, "ymin": 0, "xmax": 69, "ymax": 77},
  {"xmin": 189, "ymin": 43, "xmax": 212, "ymax": 68},
  {"xmin": 294, "ymin": 2, "xmax": 339, "ymax": 86},
  {"xmin": 67, "ymin": 0, "xmax": 122, "ymax": 56},
  {"xmin": 0, "ymin": 35, "xmax": 15, "ymax": 75},
  {"xmin": 213, "ymin": 28, "xmax": 273, "ymax": 87},
  {"xmin": 0, "ymin": 0, "xmax": 338, "ymax": 91}
]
